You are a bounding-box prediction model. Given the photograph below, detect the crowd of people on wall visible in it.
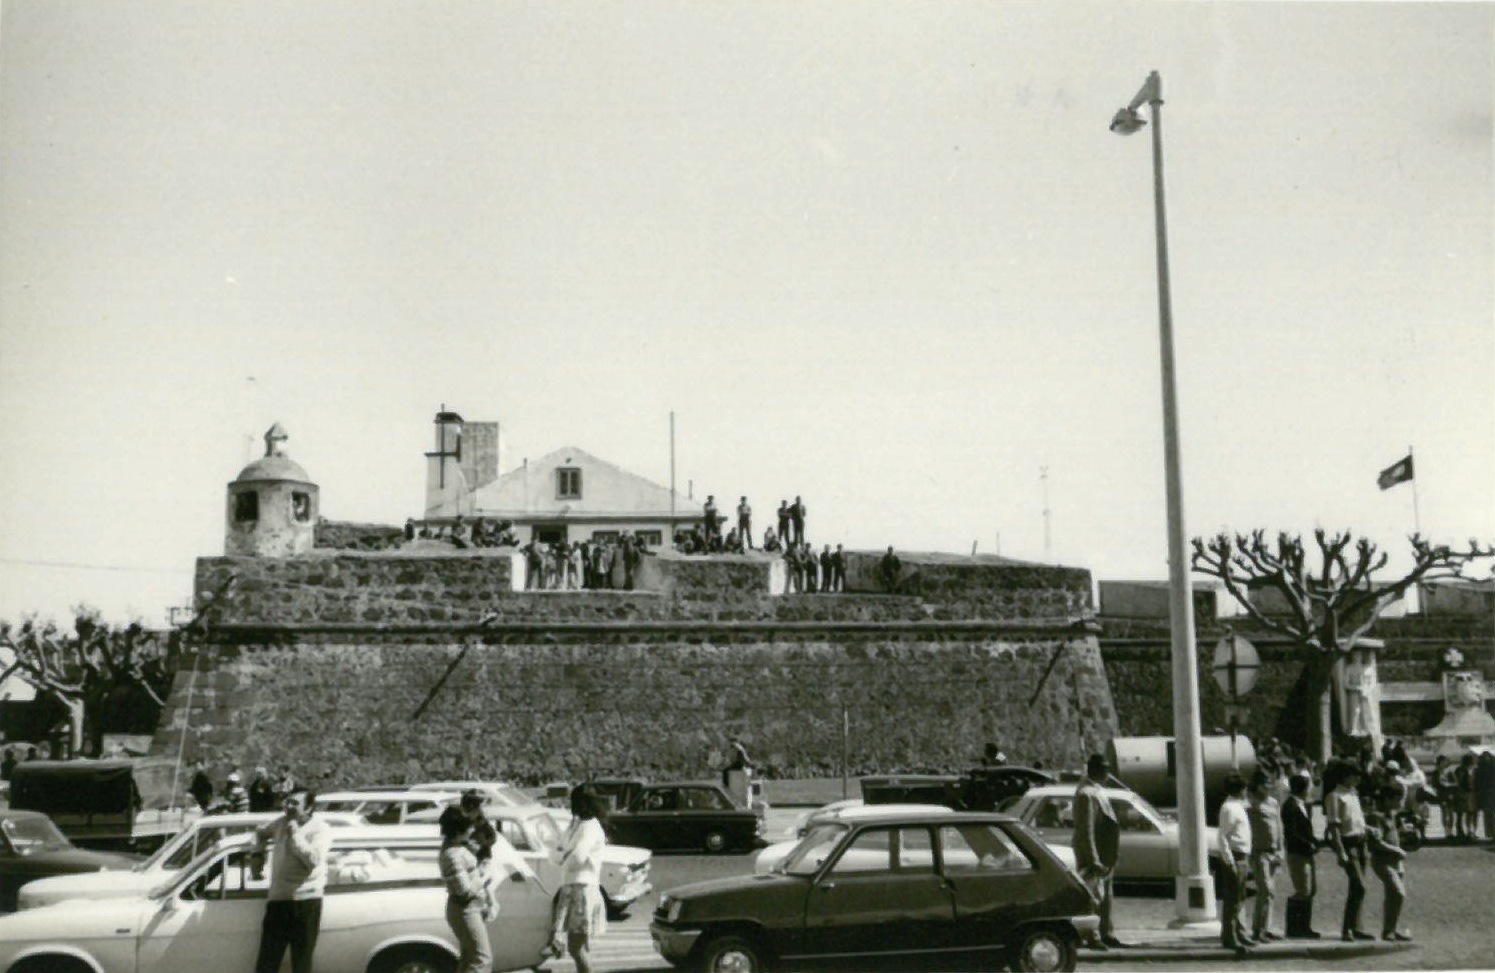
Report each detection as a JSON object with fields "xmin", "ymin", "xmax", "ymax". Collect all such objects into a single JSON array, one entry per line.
[
  {"xmin": 391, "ymin": 494, "xmax": 917, "ymax": 597},
  {"xmin": 521, "ymin": 534, "xmax": 649, "ymax": 591}
]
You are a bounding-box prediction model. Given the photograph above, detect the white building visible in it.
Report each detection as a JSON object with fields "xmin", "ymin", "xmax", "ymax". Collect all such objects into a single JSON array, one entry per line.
[{"xmin": 422, "ymin": 410, "xmax": 699, "ymax": 546}]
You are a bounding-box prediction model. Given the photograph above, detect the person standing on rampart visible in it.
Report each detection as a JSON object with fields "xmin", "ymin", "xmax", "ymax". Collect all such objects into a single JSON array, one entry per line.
[
  {"xmin": 737, "ymin": 497, "xmax": 753, "ymax": 550},
  {"xmin": 788, "ymin": 496, "xmax": 806, "ymax": 544}
]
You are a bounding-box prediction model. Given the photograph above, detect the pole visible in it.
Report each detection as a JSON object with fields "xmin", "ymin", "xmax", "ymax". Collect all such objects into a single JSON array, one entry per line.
[
  {"xmin": 1145, "ymin": 71, "xmax": 1215, "ymax": 924},
  {"xmin": 841, "ymin": 705, "xmax": 850, "ymax": 800},
  {"xmin": 670, "ymin": 412, "xmax": 677, "ymax": 519},
  {"xmin": 1408, "ymin": 444, "xmax": 1421, "ymax": 535},
  {"xmin": 1041, "ymin": 467, "xmax": 1052, "ymax": 560}
]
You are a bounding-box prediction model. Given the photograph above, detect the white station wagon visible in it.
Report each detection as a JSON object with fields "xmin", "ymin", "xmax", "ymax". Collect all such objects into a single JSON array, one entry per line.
[
  {"xmin": 0, "ymin": 830, "xmax": 553, "ymax": 973},
  {"xmin": 15, "ymin": 811, "xmax": 368, "ymax": 911}
]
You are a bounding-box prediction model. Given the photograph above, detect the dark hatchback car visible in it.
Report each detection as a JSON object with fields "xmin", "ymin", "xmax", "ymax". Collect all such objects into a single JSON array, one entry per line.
[
  {"xmin": 651, "ymin": 811, "xmax": 1097, "ymax": 973},
  {"xmin": 0, "ymin": 809, "xmax": 142, "ymax": 912},
  {"xmin": 600, "ymin": 781, "xmax": 765, "ymax": 854}
]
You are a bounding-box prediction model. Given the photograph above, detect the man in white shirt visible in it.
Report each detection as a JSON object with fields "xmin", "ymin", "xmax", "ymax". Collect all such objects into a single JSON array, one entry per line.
[
  {"xmin": 1216, "ymin": 773, "xmax": 1253, "ymax": 954},
  {"xmin": 1324, "ymin": 762, "xmax": 1373, "ymax": 941},
  {"xmin": 250, "ymin": 788, "xmax": 335, "ymax": 973}
]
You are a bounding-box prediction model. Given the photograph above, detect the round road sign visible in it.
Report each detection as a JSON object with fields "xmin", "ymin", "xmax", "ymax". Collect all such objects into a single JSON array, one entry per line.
[{"xmin": 1212, "ymin": 634, "xmax": 1260, "ymax": 699}]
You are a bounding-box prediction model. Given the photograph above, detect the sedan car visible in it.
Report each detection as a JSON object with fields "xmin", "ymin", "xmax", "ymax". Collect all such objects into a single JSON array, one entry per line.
[
  {"xmin": 0, "ymin": 830, "xmax": 554, "ymax": 973},
  {"xmin": 604, "ymin": 781, "xmax": 766, "ymax": 853},
  {"xmin": 652, "ymin": 811, "xmax": 1097, "ymax": 972},
  {"xmin": 1003, "ymin": 784, "xmax": 1221, "ymax": 886},
  {"xmin": 313, "ymin": 788, "xmax": 461, "ymax": 824},
  {"xmin": 14, "ymin": 810, "xmax": 367, "ymax": 910},
  {"xmin": 754, "ymin": 801, "xmax": 955, "ymax": 874},
  {"xmin": 0, "ymin": 810, "xmax": 142, "ymax": 912}
]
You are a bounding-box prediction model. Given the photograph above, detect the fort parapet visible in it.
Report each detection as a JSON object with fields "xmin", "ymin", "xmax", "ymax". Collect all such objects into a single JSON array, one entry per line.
[{"xmin": 153, "ymin": 550, "xmax": 1119, "ymax": 786}]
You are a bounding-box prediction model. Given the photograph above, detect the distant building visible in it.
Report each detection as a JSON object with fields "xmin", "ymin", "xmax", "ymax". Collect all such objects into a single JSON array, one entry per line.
[{"xmin": 421, "ymin": 408, "xmax": 695, "ymax": 546}]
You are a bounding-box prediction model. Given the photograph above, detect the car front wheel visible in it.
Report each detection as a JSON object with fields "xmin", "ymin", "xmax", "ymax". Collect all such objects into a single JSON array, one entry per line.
[
  {"xmin": 1011, "ymin": 927, "xmax": 1076, "ymax": 973},
  {"xmin": 699, "ymin": 933, "xmax": 766, "ymax": 973},
  {"xmin": 368, "ymin": 944, "xmax": 457, "ymax": 973}
]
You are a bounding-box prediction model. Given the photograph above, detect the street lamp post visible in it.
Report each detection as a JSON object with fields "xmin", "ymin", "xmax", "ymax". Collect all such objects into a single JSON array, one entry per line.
[{"xmin": 1111, "ymin": 70, "xmax": 1216, "ymax": 926}]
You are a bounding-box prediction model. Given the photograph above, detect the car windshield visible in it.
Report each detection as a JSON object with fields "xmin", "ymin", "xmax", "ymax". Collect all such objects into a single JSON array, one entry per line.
[
  {"xmin": 149, "ymin": 841, "xmax": 230, "ymax": 899},
  {"xmin": 1, "ymin": 815, "xmax": 72, "ymax": 854},
  {"xmin": 778, "ymin": 823, "xmax": 849, "ymax": 876}
]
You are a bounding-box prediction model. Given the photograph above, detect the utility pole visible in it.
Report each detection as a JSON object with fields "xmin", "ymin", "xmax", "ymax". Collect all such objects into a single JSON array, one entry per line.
[{"xmin": 1040, "ymin": 467, "xmax": 1052, "ymax": 560}]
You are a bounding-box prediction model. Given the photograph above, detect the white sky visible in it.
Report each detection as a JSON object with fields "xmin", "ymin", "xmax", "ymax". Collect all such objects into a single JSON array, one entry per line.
[{"xmin": 1, "ymin": 0, "xmax": 1491, "ymax": 625}]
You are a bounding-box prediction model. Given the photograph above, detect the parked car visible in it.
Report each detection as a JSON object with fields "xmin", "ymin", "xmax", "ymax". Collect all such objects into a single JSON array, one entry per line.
[
  {"xmin": 0, "ymin": 829, "xmax": 555, "ymax": 973},
  {"xmin": 754, "ymin": 801, "xmax": 956, "ymax": 874},
  {"xmin": 13, "ymin": 810, "xmax": 367, "ymax": 910},
  {"xmin": 406, "ymin": 779, "xmax": 574, "ymax": 827},
  {"xmin": 0, "ymin": 810, "xmax": 142, "ymax": 912},
  {"xmin": 313, "ymin": 788, "xmax": 461, "ymax": 824},
  {"xmin": 652, "ymin": 810, "xmax": 1098, "ymax": 972},
  {"xmin": 7, "ymin": 758, "xmax": 198, "ymax": 852},
  {"xmin": 860, "ymin": 765, "xmax": 1057, "ymax": 811},
  {"xmin": 599, "ymin": 780, "xmax": 766, "ymax": 853},
  {"xmin": 1002, "ymin": 784, "xmax": 1222, "ymax": 886}
]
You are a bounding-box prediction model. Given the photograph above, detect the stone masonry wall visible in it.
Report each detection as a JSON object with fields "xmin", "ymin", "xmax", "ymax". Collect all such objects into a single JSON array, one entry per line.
[
  {"xmin": 162, "ymin": 551, "xmax": 1115, "ymax": 785},
  {"xmin": 153, "ymin": 629, "xmax": 1117, "ymax": 787}
]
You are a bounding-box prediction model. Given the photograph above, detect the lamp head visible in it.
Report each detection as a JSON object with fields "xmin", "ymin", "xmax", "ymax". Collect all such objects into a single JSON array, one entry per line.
[{"xmin": 1110, "ymin": 107, "xmax": 1146, "ymax": 136}]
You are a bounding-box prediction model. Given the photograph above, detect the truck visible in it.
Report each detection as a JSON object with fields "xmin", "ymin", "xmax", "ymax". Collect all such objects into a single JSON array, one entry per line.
[
  {"xmin": 8, "ymin": 757, "xmax": 198, "ymax": 852},
  {"xmin": 860, "ymin": 764, "xmax": 1057, "ymax": 812}
]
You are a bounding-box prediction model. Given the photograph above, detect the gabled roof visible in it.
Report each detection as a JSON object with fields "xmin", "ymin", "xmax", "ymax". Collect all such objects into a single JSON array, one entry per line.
[{"xmin": 471, "ymin": 446, "xmax": 690, "ymax": 518}]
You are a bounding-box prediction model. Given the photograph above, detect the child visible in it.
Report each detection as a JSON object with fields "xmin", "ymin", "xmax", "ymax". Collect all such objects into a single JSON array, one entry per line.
[{"xmin": 1366, "ymin": 783, "xmax": 1412, "ymax": 942}]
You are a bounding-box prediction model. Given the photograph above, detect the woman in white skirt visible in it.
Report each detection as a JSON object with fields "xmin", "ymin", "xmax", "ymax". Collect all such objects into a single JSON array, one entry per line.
[{"xmin": 550, "ymin": 788, "xmax": 608, "ymax": 973}]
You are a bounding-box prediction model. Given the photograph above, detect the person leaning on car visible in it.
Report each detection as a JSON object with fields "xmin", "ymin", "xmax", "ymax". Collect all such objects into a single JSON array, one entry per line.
[
  {"xmin": 249, "ymin": 787, "xmax": 334, "ymax": 973},
  {"xmin": 1072, "ymin": 753, "xmax": 1124, "ymax": 950}
]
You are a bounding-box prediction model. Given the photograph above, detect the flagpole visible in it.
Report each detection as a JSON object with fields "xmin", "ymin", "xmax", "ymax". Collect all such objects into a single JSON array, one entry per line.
[{"xmin": 1408, "ymin": 444, "xmax": 1422, "ymax": 536}]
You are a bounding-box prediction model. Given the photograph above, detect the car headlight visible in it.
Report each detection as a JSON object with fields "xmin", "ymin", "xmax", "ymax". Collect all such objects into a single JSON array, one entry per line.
[{"xmin": 658, "ymin": 894, "xmax": 684, "ymax": 923}]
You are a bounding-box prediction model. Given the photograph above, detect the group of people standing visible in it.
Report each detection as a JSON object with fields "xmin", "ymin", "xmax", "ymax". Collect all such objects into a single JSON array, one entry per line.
[
  {"xmin": 1072, "ymin": 751, "xmax": 1415, "ymax": 957},
  {"xmin": 522, "ymin": 534, "xmax": 647, "ymax": 591},
  {"xmin": 188, "ymin": 760, "xmax": 297, "ymax": 815}
]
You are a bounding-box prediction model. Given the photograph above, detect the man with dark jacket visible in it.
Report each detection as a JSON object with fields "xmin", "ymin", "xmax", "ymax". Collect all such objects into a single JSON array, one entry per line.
[
  {"xmin": 1073, "ymin": 753, "xmax": 1124, "ymax": 949},
  {"xmin": 1282, "ymin": 771, "xmax": 1322, "ymax": 938},
  {"xmin": 788, "ymin": 496, "xmax": 806, "ymax": 545},
  {"xmin": 189, "ymin": 760, "xmax": 214, "ymax": 811}
]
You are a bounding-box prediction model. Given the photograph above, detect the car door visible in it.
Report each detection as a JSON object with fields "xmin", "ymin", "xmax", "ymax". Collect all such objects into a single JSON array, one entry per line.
[
  {"xmin": 137, "ymin": 848, "xmax": 267, "ymax": 973},
  {"xmin": 1025, "ymin": 796, "xmax": 1075, "ymax": 849},
  {"xmin": 801, "ymin": 825, "xmax": 954, "ymax": 959},
  {"xmin": 937, "ymin": 822, "xmax": 1047, "ymax": 953},
  {"xmin": 620, "ymin": 787, "xmax": 680, "ymax": 849},
  {"xmin": 1113, "ymin": 796, "xmax": 1173, "ymax": 880},
  {"xmin": 679, "ymin": 786, "xmax": 736, "ymax": 848}
]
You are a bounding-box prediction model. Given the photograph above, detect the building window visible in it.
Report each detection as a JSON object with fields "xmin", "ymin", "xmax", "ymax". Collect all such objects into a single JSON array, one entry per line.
[
  {"xmin": 557, "ymin": 467, "xmax": 582, "ymax": 500},
  {"xmin": 234, "ymin": 492, "xmax": 259, "ymax": 523},
  {"xmin": 637, "ymin": 530, "xmax": 663, "ymax": 547},
  {"xmin": 291, "ymin": 492, "xmax": 312, "ymax": 523}
]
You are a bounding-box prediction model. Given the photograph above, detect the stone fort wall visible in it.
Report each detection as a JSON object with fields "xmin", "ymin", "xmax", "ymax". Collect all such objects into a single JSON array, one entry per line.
[{"xmin": 154, "ymin": 551, "xmax": 1118, "ymax": 786}]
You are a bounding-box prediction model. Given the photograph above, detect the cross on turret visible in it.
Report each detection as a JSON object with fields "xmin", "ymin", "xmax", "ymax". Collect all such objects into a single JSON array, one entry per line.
[{"xmin": 264, "ymin": 422, "xmax": 289, "ymax": 457}]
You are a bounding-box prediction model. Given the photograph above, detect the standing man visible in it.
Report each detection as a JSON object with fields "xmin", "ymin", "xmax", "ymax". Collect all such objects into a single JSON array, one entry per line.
[
  {"xmin": 1073, "ymin": 753, "xmax": 1124, "ymax": 950},
  {"xmin": 788, "ymin": 495, "xmax": 806, "ymax": 545},
  {"xmin": 1282, "ymin": 771, "xmax": 1322, "ymax": 938},
  {"xmin": 1248, "ymin": 770, "xmax": 1284, "ymax": 942},
  {"xmin": 1367, "ymin": 782, "xmax": 1412, "ymax": 941},
  {"xmin": 737, "ymin": 497, "xmax": 754, "ymax": 550},
  {"xmin": 703, "ymin": 496, "xmax": 721, "ymax": 549},
  {"xmin": 1216, "ymin": 773, "xmax": 1253, "ymax": 954},
  {"xmin": 248, "ymin": 765, "xmax": 277, "ymax": 813},
  {"xmin": 1325, "ymin": 762, "xmax": 1374, "ymax": 941},
  {"xmin": 189, "ymin": 759, "xmax": 215, "ymax": 811},
  {"xmin": 776, "ymin": 501, "xmax": 791, "ymax": 548},
  {"xmin": 878, "ymin": 546, "xmax": 902, "ymax": 593},
  {"xmin": 819, "ymin": 545, "xmax": 834, "ymax": 594},
  {"xmin": 251, "ymin": 788, "xmax": 334, "ymax": 973}
]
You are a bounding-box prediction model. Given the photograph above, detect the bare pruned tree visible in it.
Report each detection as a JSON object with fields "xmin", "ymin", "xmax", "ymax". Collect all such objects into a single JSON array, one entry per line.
[
  {"xmin": 0, "ymin": 611, "xmax": 177, "ymax": 757},
  {"xmin": 1191, "ymin": 529, "xmax": 1492, "ymax": 761}
]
